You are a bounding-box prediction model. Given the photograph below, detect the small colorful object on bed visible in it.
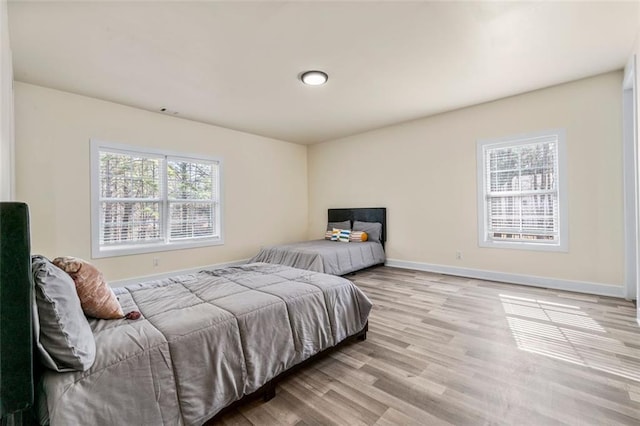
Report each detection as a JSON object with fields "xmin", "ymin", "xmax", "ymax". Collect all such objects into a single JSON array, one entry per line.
[
  {"xmin": 337, "ymin": 228, "xmax": 351, "ymax": 242},
  {"xmin": 349, "ymin": 231, "xmax": 368, "ymax": 242}
]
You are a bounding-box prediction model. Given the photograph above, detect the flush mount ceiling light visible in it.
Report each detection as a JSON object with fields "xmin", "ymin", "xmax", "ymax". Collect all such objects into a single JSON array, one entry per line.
[{"xmin": 300, "ymin": 70, "xmax": 328, "ymax": 86}]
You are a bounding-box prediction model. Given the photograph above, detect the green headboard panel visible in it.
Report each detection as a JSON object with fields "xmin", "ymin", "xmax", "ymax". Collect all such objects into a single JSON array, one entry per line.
[{"xmin": 0, "ymin": 202, "xmax": 33, "ymax": 418}]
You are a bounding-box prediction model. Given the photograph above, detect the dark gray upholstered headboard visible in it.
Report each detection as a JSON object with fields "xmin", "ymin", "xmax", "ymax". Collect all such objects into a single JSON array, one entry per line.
[
  {"xmin": 0, "ymin": 202, "xmax": 34, "ymax": 423},
  {"xmin": 328, "ymin": 208, "xmax": 386, "ymax": 247}
]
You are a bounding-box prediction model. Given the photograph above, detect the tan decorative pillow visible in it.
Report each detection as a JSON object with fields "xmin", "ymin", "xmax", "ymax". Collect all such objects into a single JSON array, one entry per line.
[
  {"xmin": 349, "ymin": 231, "xmax": 369, "ymax": 242},
  {"xmin": 52, "ymin": 256, "xmax": 124, "ymax": 319}
]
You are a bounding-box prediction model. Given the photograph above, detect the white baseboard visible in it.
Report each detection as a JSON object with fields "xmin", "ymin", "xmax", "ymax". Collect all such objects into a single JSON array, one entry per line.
[
  {"xmin": 385, "ymin": 258, "xmax": 625, "ymax": 298},
  {"xmin": 109, "ymin": 258, "xmax": 250, "ymax": 288}
]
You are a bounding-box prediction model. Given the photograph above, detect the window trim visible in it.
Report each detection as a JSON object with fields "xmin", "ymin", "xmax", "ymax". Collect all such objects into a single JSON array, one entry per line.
[
  {"xmin": 476, "ymin": 129, "xmax": 568, "ymax": 252},
  {"xmin": 90, "ymin": 139, "xmax": 224, "ymax": 258}
]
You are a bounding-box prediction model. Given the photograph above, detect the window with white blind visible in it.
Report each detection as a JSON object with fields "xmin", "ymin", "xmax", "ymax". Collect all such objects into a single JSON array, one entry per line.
[
  {"xmin": 90, "ymin": 140, "xmax": 223, "ymax": 258},
  {"xmin": 476, "ymin": 130, "xmax": 568, "ymax": 252}
]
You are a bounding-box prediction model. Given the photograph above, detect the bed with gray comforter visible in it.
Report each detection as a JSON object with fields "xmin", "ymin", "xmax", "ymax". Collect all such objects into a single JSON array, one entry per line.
[
  {"xmin": 249, "ymin": 208, "xmax": 387, "ymax": 275},
  {"xmin": 38, "ymin": 263, "xmax": 372, "ymax": 425},
  {"xmin": 249, "ymin": 240, "xmax": 385, "ymax": 275}
]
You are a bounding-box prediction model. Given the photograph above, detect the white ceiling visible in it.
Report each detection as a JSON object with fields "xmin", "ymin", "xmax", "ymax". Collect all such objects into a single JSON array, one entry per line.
[{"xmin": 7, "ymin": 1, "xmax": 640, "ymax": 144}]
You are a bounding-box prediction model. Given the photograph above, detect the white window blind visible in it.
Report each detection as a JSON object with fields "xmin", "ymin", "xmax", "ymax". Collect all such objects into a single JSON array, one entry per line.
[
  {"xmin": 477, "ymin": 130, "xmax": 567, "ymax": 251},
  {"xmin": 167, "ymin": 158, "xmax": 218, "ymax": 241},
  {"xmin": 99, "ymin": 150, "xmax": 164, "ymax": 246},
  {"xmin": 91, "ymin": 140, "xmax": 223, "ymax": 258}
]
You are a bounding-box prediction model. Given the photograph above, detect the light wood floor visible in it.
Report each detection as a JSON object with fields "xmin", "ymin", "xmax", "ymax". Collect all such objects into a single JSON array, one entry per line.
[{"xmin": 213, "ymin": 266, "xmax": 640, "ymax": 425}]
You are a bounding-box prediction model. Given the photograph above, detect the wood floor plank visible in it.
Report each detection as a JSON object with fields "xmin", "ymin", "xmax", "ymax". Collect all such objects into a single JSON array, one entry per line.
[
  {"xmin": 373, "ymin": 407, "xmax": 432, "ymax": 426},
  {"xmin": 212, "ymin": 266, "xmax": 640, "ymax": 425},
  {"xmin": 237, "ymin": 401, "xmax": 280, "ymax": 425},
  {"xmin": 260, "ymin": 395, "xmax": 302, "ymax": 425},
  {"xmin": 319, "ymin": 366, "xmax": 457, "ymax": 425},
  {"xmin": 216, "ymin": 414, "xmax": 252, "ymax": 426},
  {"xmin": 322, "ymin": 377, "xmax": 388, "ymax": 418},
  {"xmin": 283, "ymin": 378, "xmax": 371, "ymax": 426}
]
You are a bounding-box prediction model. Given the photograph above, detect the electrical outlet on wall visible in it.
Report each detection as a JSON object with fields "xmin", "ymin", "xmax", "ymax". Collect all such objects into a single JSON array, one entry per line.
[
  {"xmin": 455, "ymin": 251, "xmax": 463, "ymax": 260},
  {"xmin": 153, "ymin": 257, "xmax": 159, "ymax": 267}
]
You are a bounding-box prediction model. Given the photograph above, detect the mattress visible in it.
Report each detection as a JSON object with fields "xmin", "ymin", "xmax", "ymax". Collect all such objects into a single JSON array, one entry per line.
[
  {"xmin": 249, "ymin": 239, "xmax": 385, "ymax": 275},
  {"xmin": 37, "ymin": 263, "xmax": 372, "ymax": 426}
]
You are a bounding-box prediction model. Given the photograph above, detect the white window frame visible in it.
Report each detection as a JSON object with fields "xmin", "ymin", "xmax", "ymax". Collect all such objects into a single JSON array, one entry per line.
[
  {"xmin": 90, "ymin": 139, "xmax": 223, "ymax": 258},
  {"xmin": 476, "ymin": 129, "xmax": 568, "ymax": 252}
]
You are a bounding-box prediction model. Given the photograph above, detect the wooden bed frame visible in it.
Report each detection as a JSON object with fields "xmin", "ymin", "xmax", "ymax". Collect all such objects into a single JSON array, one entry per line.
[{"xmin": 0, "ymin": 203, "xmax": 374, "ymax": 425}]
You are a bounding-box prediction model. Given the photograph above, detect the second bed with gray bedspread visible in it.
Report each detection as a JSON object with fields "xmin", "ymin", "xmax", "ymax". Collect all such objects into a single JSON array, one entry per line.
[
  {"xmin": 38, "ymin": 263, "xmax": 372, "ymax": 426},
  {"xmin": 249, "ymin": 240, "xmax": 385, "ymax": 275}
]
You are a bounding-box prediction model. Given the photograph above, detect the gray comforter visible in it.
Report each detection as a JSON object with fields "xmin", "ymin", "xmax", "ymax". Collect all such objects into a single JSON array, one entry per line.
[
  {"xmin": 249, "ymin": 239, "xmax": 385, "ymax": 275},
  {"xmin": 38, "ymin": 263, "xmax": 372, "ymax": 426}
]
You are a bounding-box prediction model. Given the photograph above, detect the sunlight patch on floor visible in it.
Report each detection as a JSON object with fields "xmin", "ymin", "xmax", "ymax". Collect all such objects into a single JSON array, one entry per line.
[{"xmin": 500, "ymin": 294, "xmax": 640, "ymax": 382}]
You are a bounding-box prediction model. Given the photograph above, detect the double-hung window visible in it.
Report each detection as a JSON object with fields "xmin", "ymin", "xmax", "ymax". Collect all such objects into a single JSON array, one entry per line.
[
  {"xmin": 476, "ymin": 130, "xmax": 567, "ymax": 251},
  {"xmin": 91, "ymin": 140, "xmax": 222, "ymax": 258}
]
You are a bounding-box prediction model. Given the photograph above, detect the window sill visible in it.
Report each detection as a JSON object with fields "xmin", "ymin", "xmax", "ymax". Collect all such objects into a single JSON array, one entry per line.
[
  {"xmin": 479, "ymin": 239, "xmax": 568, "ymax": 253},
  {"xmin": 91, "ymin": 237, "xmax": 224, "ymax": 259}
]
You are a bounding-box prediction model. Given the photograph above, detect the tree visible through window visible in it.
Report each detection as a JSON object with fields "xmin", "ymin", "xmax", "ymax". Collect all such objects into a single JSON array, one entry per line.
[
  {"xmin": 91, "ymin": 141, "xmax": 222, "ymax": 257},
  {"xmin": 477, "ymin": 131, "xmax": 567, "ymax": 251},
  {"xmin": 167, "ymin": 159, "xmax": 217, "ymax": 240},
  {"xmin": 99, "ymin": 151, "xmax": 162, "ymax": 245}
]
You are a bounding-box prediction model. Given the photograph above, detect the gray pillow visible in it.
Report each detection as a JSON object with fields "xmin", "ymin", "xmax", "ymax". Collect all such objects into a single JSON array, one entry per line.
[
  {"xmin": 353, "ymin": 220, "xmax": 383, "ymax": 243},
  {"xmin": 327, "ymin": 220, "xmax": 351, "ymax": 231},
  {"xmin": 32, "ymin": 255, "xmax": 96, "ymax": 372}
]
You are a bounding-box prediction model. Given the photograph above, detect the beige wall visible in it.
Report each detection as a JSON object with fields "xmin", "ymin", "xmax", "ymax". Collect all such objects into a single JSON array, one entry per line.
[
  {"xmin": 633, "ymin": 24, "xmax": 640, "ymax": 320},
  {"xmin": 13, "ymin": 73, "xmax": 627, "ymax": 289},
  {"xmin": 309, "ymin": 71, "xmax": 624, "ymax": 288},
  {"xmin": 14, "ymin": 82, "xmax": 308, "ymax": 281},
  {"xmin": 0, "ymin": 0, "xmax": 14, "ymax": 200}
]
